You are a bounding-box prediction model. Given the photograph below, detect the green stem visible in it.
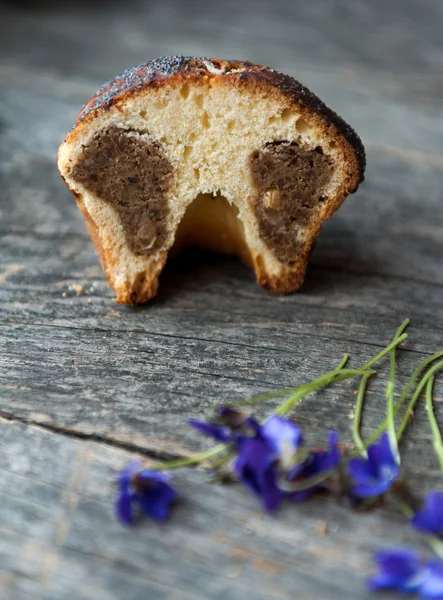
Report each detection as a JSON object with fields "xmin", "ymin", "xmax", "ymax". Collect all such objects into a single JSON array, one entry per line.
[
  {"xmin": 425, "ymin": 376, "xmax": 443, "ymax": 472},
  {"xmin": 427, "ymin": 537, "xmax": 443, "ymax": 561},
  {"xmin": 327, "ymin": 353, "xmax": 350, "ymax": 381},
  {"xmin": 149, "ymin": 444, "xmax": 227, "ymax": 471},
  {"xmin": 223, "ymin": 387, "xmax": 307, "ymax": 408},
  {"xmin": 276, "ymin": 335, "xmax": 408, "ymax": 417},
  {"xmin": 387, "ymin": 320, "xmax": 409, "ymax": 462},
  {"xmin": 396, "ymin": 351, "xmax": 443, "ymax": 409},
  {"xmin": 224, "ymin": 334, "xmax": 408, "ymax": 414},
  {"xmin": 275, "ymin": 368, "xmax": 372, "ymax": 417},
  {"xmin": 278, "ymin": 468, "xmax": 336, "ymax": 492},
  {"xmin": 353, "ymin": 371, "xmax": 376, "ymax": 456},
  {"xmin": 359, "ymin": 333, "xmax": 408, "ymax": 371},
  {"xmin": 397, "ymin": 360, "xmax": 443, "ymax": 440},
  {"xmin": 222, "ymin": 354, "xmax": 349, "ymax": 409},
  {"xmin": 208, "ymin": 449, "xmax": 236, "ymax": 471},
  {"xmin": 356, "ymin": 353, "xmax": 443, "ymax": 451},
  {"xmin": 395, "ymin": 496, "xmax": 414, "ymax": 519}
]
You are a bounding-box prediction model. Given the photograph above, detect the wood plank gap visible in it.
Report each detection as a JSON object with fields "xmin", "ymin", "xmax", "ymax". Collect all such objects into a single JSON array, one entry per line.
[{"xmin": 0, "ymin": 412, "xmax": 190, "ymax": 462}]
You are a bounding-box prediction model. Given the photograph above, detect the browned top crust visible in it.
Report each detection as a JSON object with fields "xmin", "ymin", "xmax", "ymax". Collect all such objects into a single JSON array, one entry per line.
[{"xmin": 75, "ymin": 56, "xmax": 365, "ymax": 185}]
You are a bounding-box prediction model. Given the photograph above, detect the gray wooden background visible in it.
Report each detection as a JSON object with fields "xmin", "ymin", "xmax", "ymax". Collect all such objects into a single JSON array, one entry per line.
[{"xmin": 1, "ymin": 0, "xmax": 443, "ymax": 598}]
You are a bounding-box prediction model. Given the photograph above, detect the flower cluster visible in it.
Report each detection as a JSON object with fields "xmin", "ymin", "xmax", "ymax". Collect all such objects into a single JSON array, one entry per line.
[
  {"xmin": 112, "ymin": 320, "xmax": 443, "ymax": 600},
  {"xmin": 369, "ymin": 492, "xmax": 443, "ymax": 597},
  {"xmin": 369, "ymin": 549, "xmax": 443, "ymax": 598},
  {"xmin": 115, "ymin": 409, "xmax": 402, "ymax": 522},
  {"xmin": 191, "ymin": 408, "xmax": 340, "ymax": 511}
]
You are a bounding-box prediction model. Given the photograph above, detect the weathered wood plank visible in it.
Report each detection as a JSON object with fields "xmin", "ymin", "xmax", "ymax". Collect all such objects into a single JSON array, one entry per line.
[
  {"xmin": 1, "ymin": 0, "xmax": 443, "ymax": 80},
  {"xmin": 1, "ymin": 0, "xmax": 443, "ymax": 598},
  {"xmin": 0, "ymin": 418, "xmax": 433, "ymax": 600},
  {"xmin": 1, "ymin": 147, "xmax": 443, "ymax": 454}
]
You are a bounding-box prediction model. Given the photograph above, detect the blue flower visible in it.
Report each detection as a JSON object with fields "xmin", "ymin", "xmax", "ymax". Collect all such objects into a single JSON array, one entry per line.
[
  {"xmin": 261, "ymin": 415, "xmax": 304, "ymax": 468},
  {"xmin": 420, "ymin": 559, "xmax": 443, "ymax": 599},
  {"xmin": 368, "ymin": 550, "xmax": 443, "ymax": 599},
  {"xmin": 234, "ymin": 434, "xmax": 284, "ymax": 512},
  {"xmin": 234, "ymin": 415, "xmax": 303, "ymax": 512},
  {"xmin": 303, "ymin": 431, "xmax": 341, "ymax": 476},
  {"xmin": 191, "ymin": 410, "xmax": 341, "ymax": 512},
  {"xmin": 234, "ymin": 416, "xmax": 341, "ymax": 511},
  {"xmin": 368, "ymin": 549, "xmax": 424, "ymax": 593},
  {"xmin": 115, "ymin": 462, "xmax": 176, "ymax": 525},
  {"xmin": 189, "ymin": 407, "xmax": 260, "ymax": 444},
  {"xmin": 347, "ymin": 432, "xmax": 400, "ymax": 498},
  {"xmin": 411, "ymin": 491, "xmax": 443, "ymax": 536}
]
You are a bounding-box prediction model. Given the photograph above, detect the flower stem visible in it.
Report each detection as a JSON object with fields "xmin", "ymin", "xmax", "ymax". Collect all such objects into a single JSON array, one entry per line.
[
  {"xmin": 275, "ymin": 368, "xmax": 371, "ymax": 417},
  {"xmin": 222, "ymin": 354, "xmax": 349, "ymax": 409},
  {"xmin": 353, "ymin": 371, "xmax": 376, "ymax": 456},
  {"xmin": 278, "ymin": 468, "xmax": 336, "ymax": 492},
  {"xmin": 425, "ymin": 376, "xmax": 443, "ymax": 472},
  {"xmin": 397, "ymin": 350, "xmax": 443, "ymax": 411},
  {"xmin": 359, "ymin": 333, "xmax": 408, "ymax": 371},
  {"xmin": 387, "ymin": 320, "xmax": 409, "ymax": 463},
  {"xmin": 427, "ymin": 537, "xmax": 443, "ymax": 561},
  {"xmin": 275, "ymin": 335, "xmax": 408, "ymax": 417},
  {"xmin": 396, "ymin": 360, "xmax": 443, "ymax": 440},
  {"xmin": 224, "ymin": 333, "xmax": 408, "ymax": 415},
  {"xmin": 150, "ymin": 444, "xmax": 227, "ymax": 471},
  {"xmin": 355, "ymin": 353, "xmax": 443, "ymax": 452}
]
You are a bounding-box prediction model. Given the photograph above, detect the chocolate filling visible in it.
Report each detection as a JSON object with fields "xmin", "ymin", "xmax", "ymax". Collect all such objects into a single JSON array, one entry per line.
[
  {"xmin": 250, "ymin": 141, "xmax": 334, "ymax": 262},
  {"xmin": 71, "ymin": 126, "xmax": 173, "ymax": 256}
]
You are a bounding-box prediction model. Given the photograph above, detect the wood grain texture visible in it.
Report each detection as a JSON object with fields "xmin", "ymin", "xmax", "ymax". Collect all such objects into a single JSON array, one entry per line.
[
  {"xmin": 1, "ymin": 0, "xmax": 443, "ymax": 598},
  {"xmin": 0, "ymin": 419, "xmax": 432, "ymax": 600}
]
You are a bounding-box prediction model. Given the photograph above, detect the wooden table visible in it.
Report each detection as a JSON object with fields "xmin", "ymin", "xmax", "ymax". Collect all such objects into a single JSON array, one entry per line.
[{"xmin": 1, "ymin": 1, "xmax": 442, "ymax": 598}]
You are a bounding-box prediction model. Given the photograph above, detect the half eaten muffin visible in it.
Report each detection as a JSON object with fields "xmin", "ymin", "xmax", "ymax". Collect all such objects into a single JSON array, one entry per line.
[{"xmin": 57, "ymin": 56, "xmax": 365, "ymax": 304}]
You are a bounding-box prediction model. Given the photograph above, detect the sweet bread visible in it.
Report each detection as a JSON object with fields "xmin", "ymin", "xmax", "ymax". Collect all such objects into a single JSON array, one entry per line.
[{"xmin": 57, "ymin": 56, "xmax": 365, "ymax": 303}]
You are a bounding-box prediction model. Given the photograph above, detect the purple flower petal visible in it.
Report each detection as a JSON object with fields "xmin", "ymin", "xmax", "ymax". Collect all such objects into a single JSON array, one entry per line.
[
  {"xmin": 115, "ymin": 466, "xmax": 176, "ymax": 525},
  {"xmin": 347, "ymin": 458, "xmax": 375, "ymax": 484},
  {"xmin": 136, "ymin": 469, "xmax": 171, "ymax": 485},
  {"xmin": 420, "ymin": 559, "xmax": 443, "ymax": 599},
  {"xmin": 307, "ymin": 431, "xmax": 341, "ymax": 475},
  {"xmin": 284, "ymin": 432, "xmax": 341, "ymax": 500},
  {"xmin": 352, "ymin": 481, "xmax": 393, "ymax": 498},
  {"xmin": 288, "ymin": 489, "xmax": 315, "ymax": 503},
  {"xmin": 189, "ymin": 408, "xmax": 261, "ymax": 445},
  {"xmin": 115, "ymin": 491, "xmax": 134, "ymax": 525},
  {"xmin": 234, "ymin": 435, "xmax": 283, "ymax": 512},
  {"xmin": 188, "ymin": 419, "xmax": 231, "ymax": 442},
  {"xmin": 261, "ymin": 416, "xmax": 303, "ymax": 459},
  {"xmin": 137, "ymin": 482, "xmax": 176, "ymax": 522},
  {"xmin": 261, "ymin": 464, "xmax": 284, "ymax": 512},
  {"xmin": 368, "ymin": 548, "xmax": 423, "ymax": 592},
  {"xmin": 367, "ymin": 432, "xmax": 399, "ymax": 472},
  {"xmin": 347, "ymin": 433, "xmax": 400, "ymax": 498},
  {"xmin": 412, "ymin": 491, "xmax": 443, "ymax": 536},
  {"xmin": 117, "ymin": 461, "xmax": 142, "ymax": 486}
]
